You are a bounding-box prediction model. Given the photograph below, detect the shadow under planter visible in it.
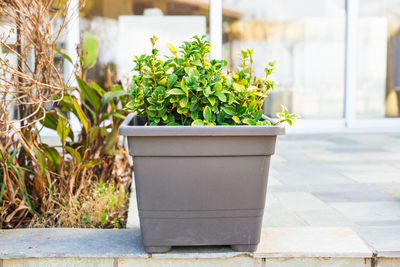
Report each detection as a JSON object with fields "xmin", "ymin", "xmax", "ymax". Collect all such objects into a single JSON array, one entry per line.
[{"xmin": 119, "ymin": 114, "xmax": 284, "ymax": 253}]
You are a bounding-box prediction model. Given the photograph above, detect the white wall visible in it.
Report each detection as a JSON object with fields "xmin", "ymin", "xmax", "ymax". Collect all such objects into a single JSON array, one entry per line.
[{"xmin": 117, "ymin": 16, "xmax": 206, "ymax": 79}]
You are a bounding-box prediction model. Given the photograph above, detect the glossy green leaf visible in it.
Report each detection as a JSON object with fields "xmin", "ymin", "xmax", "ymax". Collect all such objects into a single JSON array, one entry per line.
[
  {"xmin": 41, "ymin": 113, "xmax": 58, "ymax": 130},
  {"xmin": 101, "ymin": 127, "xmax": 118, "ymax": 154},
  {"xmin": 180, "ymin": 79, "xmax": 188, "ymax": 96},
  {"xmin": 203, "ymin": 106, "xmax": 212, "ymax": 122},
  {"xmin": 82, "ymin": 31, "xmax": 98, "ymax": 69},
  {"xmin": 167, "ymin": 74, "xmax": 178, "ymax": 89},
  {"xmin": 55, "ymin": 47, "xmax": 72, "ymax": 64},
  {"xmin": 243, "ymin": 118, "xmax": 256, "ymax": 125},
  {"xmin": 81, "ymin": 160, "xmax": 102, "ymax": 168},
  {"xmin": 204, "ymin": 86, "xmax": 212, "ymax": 97},
  {"xmin": 213, "ymin": 82, "xmax": 222, "ymax": 92},
  {"xmin": 34, "ymin": 147, "xmax": 46, "ymax": 174},
  {"xmin": 91, "ymin": 82, "xmax": 106, "ymax": 96},
  {"xmin": 76, "ymin": 76, "xmax": 100, "ymax": 111},
  {"xmin": 42, "ymin": 145, "xmax": 60, "ymax": 171},
  {"xmin": 89, "ymin": 126, "xmax": 101, "ymax": 143},
  {"xmin": 110, "ymin": 112, "xmax": 126, "ymax": 120},
  {"xmin": 208, "ymin": 96, "xmax": 216, "ymax": 106},
  {"xmin": 254, "ymin": 110, "xmax": 263, "ymax": 121},
  {"xmin": 215, "ymin": 91, "xmax": 226, "ymax": 102},
  {"xmin": 65, "ymin": 146, "xmax": 82, "ymax": 164},
  {"xmin": 222, "ymin": 106, "xmax": 236, "ymax": 116},
  {"xmin": 101, "ymin": 90, "xmax": 128, "ymax": 104}
]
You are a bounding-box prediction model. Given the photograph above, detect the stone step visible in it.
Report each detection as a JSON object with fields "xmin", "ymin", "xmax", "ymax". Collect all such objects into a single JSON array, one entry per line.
[{"xmin": 0, "ymin": 227, "xmax": 399, "ymax": 266}]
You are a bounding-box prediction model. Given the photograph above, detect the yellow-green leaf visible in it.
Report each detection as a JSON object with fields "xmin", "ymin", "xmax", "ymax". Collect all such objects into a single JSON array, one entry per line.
[
  {"xmin": 166, "ymin": 43, "xmax": 177, "ymax": 55},
  {"xmin": 214, "ymin": 82, "xmax": 222, "ymax": 92},
  {"xmin": 192, "ymin": 119, "xmax": 204, "ymax": 126},
  {"xmin": 56, "ymin": 117, "xmax": 70, "ymax": 144},
  {"xmin": 82, "ymin": 31, "xmax": 98, "ymax": 69},
  {"xmin": 181, "ymin": 79, "xmax": 188, "ymax": 96},
  {"xmin": 73, "ymin": 97, "xmax": 90, "ymax": 134},
  {"xmin": 180, "ymin": 97, "xmax": 188, "ymax": 107},
  {"xmin": 203, "ymin": 106, "xmax": 212, "ymax": 122},
  {"xmin": 232, "ymin": 116, "xmax": 241, "ymax": 124},
  {"xmin": 65, "ymin": 146, "xmax": 82, "ymax": 164},
  {"xmin": 167, "ymin": 88, "xmax": 185, "ymax": 95}
]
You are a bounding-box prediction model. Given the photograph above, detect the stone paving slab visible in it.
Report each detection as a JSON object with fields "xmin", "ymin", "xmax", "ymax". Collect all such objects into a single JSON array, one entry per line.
[
  {"xmin": 271, "ymin": 192, "xmax": 353, "ymax": 226},
  {"xmin": 312, "ymin": 190, "xmax": 396, "ymax": 202},
  {"xmin": 340, "ymin": 170, "xmax": 400, "ymax": 184},
  {"xmin": 277, "ymin": 172, "xmax": 356, "ymax": 185},
  {"xmin": 263, "ymin": 193, "xmax": 308, "ymax": 227},
  {"xmin": 375, "ymin": 258, "xmax": 400, "ymax": 267},
  {"xmin": 254, "ymin": 227, "xmax": 373, "ymax": 258},
  {"xmin": 268, "ymin": 183, "xmax": 379, "ymax": 193},
  {"xmin": 334, "ymin": 163, "xmax": 400, "ymax": 173},
  {"xmin": 355, "ymin": 226, "xmax": 400, "ymax": 258},
  {"xmin": 264, "ymin": 258, "xmax": 371, "ymax": 267},
  {"xmin": 118, "ymin": 257, "xmax": 262, "ymax": 267},
  {"xmin": 0, "ymin": 228, "xmax": 148, "ymax": 259},
  {"xmin": 330, "ymin": 201, "xmax": 400, "ymax": 223},
  {"xmin": 3, "ymin": 258, "xmax": 114, "ymax": 267},
  {"xmin": 151, "ymin": 246, "xmax": 247, "ymax": 259}
]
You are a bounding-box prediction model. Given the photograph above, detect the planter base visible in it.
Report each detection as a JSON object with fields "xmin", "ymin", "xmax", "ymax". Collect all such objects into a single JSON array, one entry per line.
[
  {"xmin": 144, "ymin": 245, "xmax": 257, "ymax": 253},
  {"xmin": 231, "ymin": 244, "xmax": 258, "ymax": 252},
  {"xmin": 144, "ymin": 246, "xmax": 172, "ymax": 253}
]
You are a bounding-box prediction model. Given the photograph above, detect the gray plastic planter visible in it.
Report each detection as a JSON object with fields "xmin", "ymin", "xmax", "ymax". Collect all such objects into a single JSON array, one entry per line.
[{"xmin": 119, "ymin": 113, "xmax": 284, "ymax": 253}]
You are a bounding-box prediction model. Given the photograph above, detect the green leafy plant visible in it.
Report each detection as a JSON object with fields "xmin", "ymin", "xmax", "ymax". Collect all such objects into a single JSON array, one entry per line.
[
  {"xmin": 37, "ymin": 31, "xmax": 131, "ymax": 201},
  {"xmin": 125, "ymin": 35, "xmax": 297, "ymax": 126}
]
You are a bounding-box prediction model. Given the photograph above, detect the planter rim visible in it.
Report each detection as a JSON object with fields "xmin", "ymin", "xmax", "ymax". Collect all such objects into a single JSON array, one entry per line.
[{"xmin": 119, "ymin": 113, "xmax": 285, "ymax": 136}]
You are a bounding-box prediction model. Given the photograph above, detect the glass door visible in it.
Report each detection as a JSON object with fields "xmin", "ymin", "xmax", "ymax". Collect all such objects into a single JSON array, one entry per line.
[
  {"xmin": 222, "ymin": 0, "xmax": 346, "ymax": 119},
  {"xmin": 357, "ymin": 0, "xmax": 400, "ymax": 119}
]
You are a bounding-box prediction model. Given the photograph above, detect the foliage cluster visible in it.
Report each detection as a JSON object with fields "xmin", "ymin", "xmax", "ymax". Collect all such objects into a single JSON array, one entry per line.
[{"xmin": 126, "ymin": 36, "xmax": 297, "ymax": 126}]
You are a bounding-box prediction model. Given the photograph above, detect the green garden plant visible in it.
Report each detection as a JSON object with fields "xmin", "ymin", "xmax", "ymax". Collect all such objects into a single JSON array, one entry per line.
[{"xmin": 125, "ymin": 35, "xmax": 297, "ymax": 126}]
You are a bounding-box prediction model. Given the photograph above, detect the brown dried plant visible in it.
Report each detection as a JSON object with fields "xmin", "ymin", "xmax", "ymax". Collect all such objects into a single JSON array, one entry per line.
[
  {"xmin": 0, "ymin": 0, "xmax": 72, "ymax": 135},
  {"xmin": 0, "ymin": 0, "xmax": 71, "ymax": 227},
  {"xmin": 0, "ymin": 0, "xmax": 132, "ymax": 228}
]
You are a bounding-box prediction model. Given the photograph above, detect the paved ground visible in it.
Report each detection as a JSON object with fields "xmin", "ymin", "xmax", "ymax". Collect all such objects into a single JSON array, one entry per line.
[
  {"xmin": 126, "ymin": 132, "xmax": 400, "ymax": 259},
  {"xmin": 265, "ymin": 133, "xmax": 400, "ymax": 252}
]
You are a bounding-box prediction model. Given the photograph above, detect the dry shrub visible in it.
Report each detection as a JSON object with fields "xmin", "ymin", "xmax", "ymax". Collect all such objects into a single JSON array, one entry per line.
[{"xmin": 0, "ymin": 0, "xmax": 68, "ymax": 133}]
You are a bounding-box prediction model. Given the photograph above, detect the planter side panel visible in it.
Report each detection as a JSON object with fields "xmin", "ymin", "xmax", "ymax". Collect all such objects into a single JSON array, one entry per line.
[{"xmin": 134, "ymin": 156, "xmax": 270, "ymax": 211}]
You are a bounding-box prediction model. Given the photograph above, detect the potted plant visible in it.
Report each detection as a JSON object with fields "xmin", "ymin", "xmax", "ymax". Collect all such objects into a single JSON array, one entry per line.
[{"xmin": 119, "ymin": 36, "xmax": 296, "ymax": 253}]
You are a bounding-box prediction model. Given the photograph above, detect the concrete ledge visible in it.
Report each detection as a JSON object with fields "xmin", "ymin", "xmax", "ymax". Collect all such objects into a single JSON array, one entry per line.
[
  {"xmin": 0, "ymin": 228, "xmax": 148, "ymax": 259},
  {"xmin": 0, "ymin": 227, "xmax": 397, "ymax": 266}
]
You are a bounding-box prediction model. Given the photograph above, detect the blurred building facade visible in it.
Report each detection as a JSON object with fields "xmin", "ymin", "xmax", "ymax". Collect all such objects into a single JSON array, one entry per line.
[{"xmin": 3, "ymin": 0, "xmax": 397, "ymax": 130}]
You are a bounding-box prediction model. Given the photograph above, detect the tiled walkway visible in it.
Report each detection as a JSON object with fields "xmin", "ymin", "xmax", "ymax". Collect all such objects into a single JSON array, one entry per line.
[
  {"xmin": 125, "ymin": 132, "xmax": 400, "ymax": 263},
  {"xmin": 266, "ymin": 133, "xmax": 400, "ymax": 254}
]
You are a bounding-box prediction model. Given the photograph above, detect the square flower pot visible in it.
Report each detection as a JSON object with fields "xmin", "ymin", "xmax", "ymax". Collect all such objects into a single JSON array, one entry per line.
[{"xmin": 119, "ymin": 113, "xmax": 284, "ymax": 253}]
